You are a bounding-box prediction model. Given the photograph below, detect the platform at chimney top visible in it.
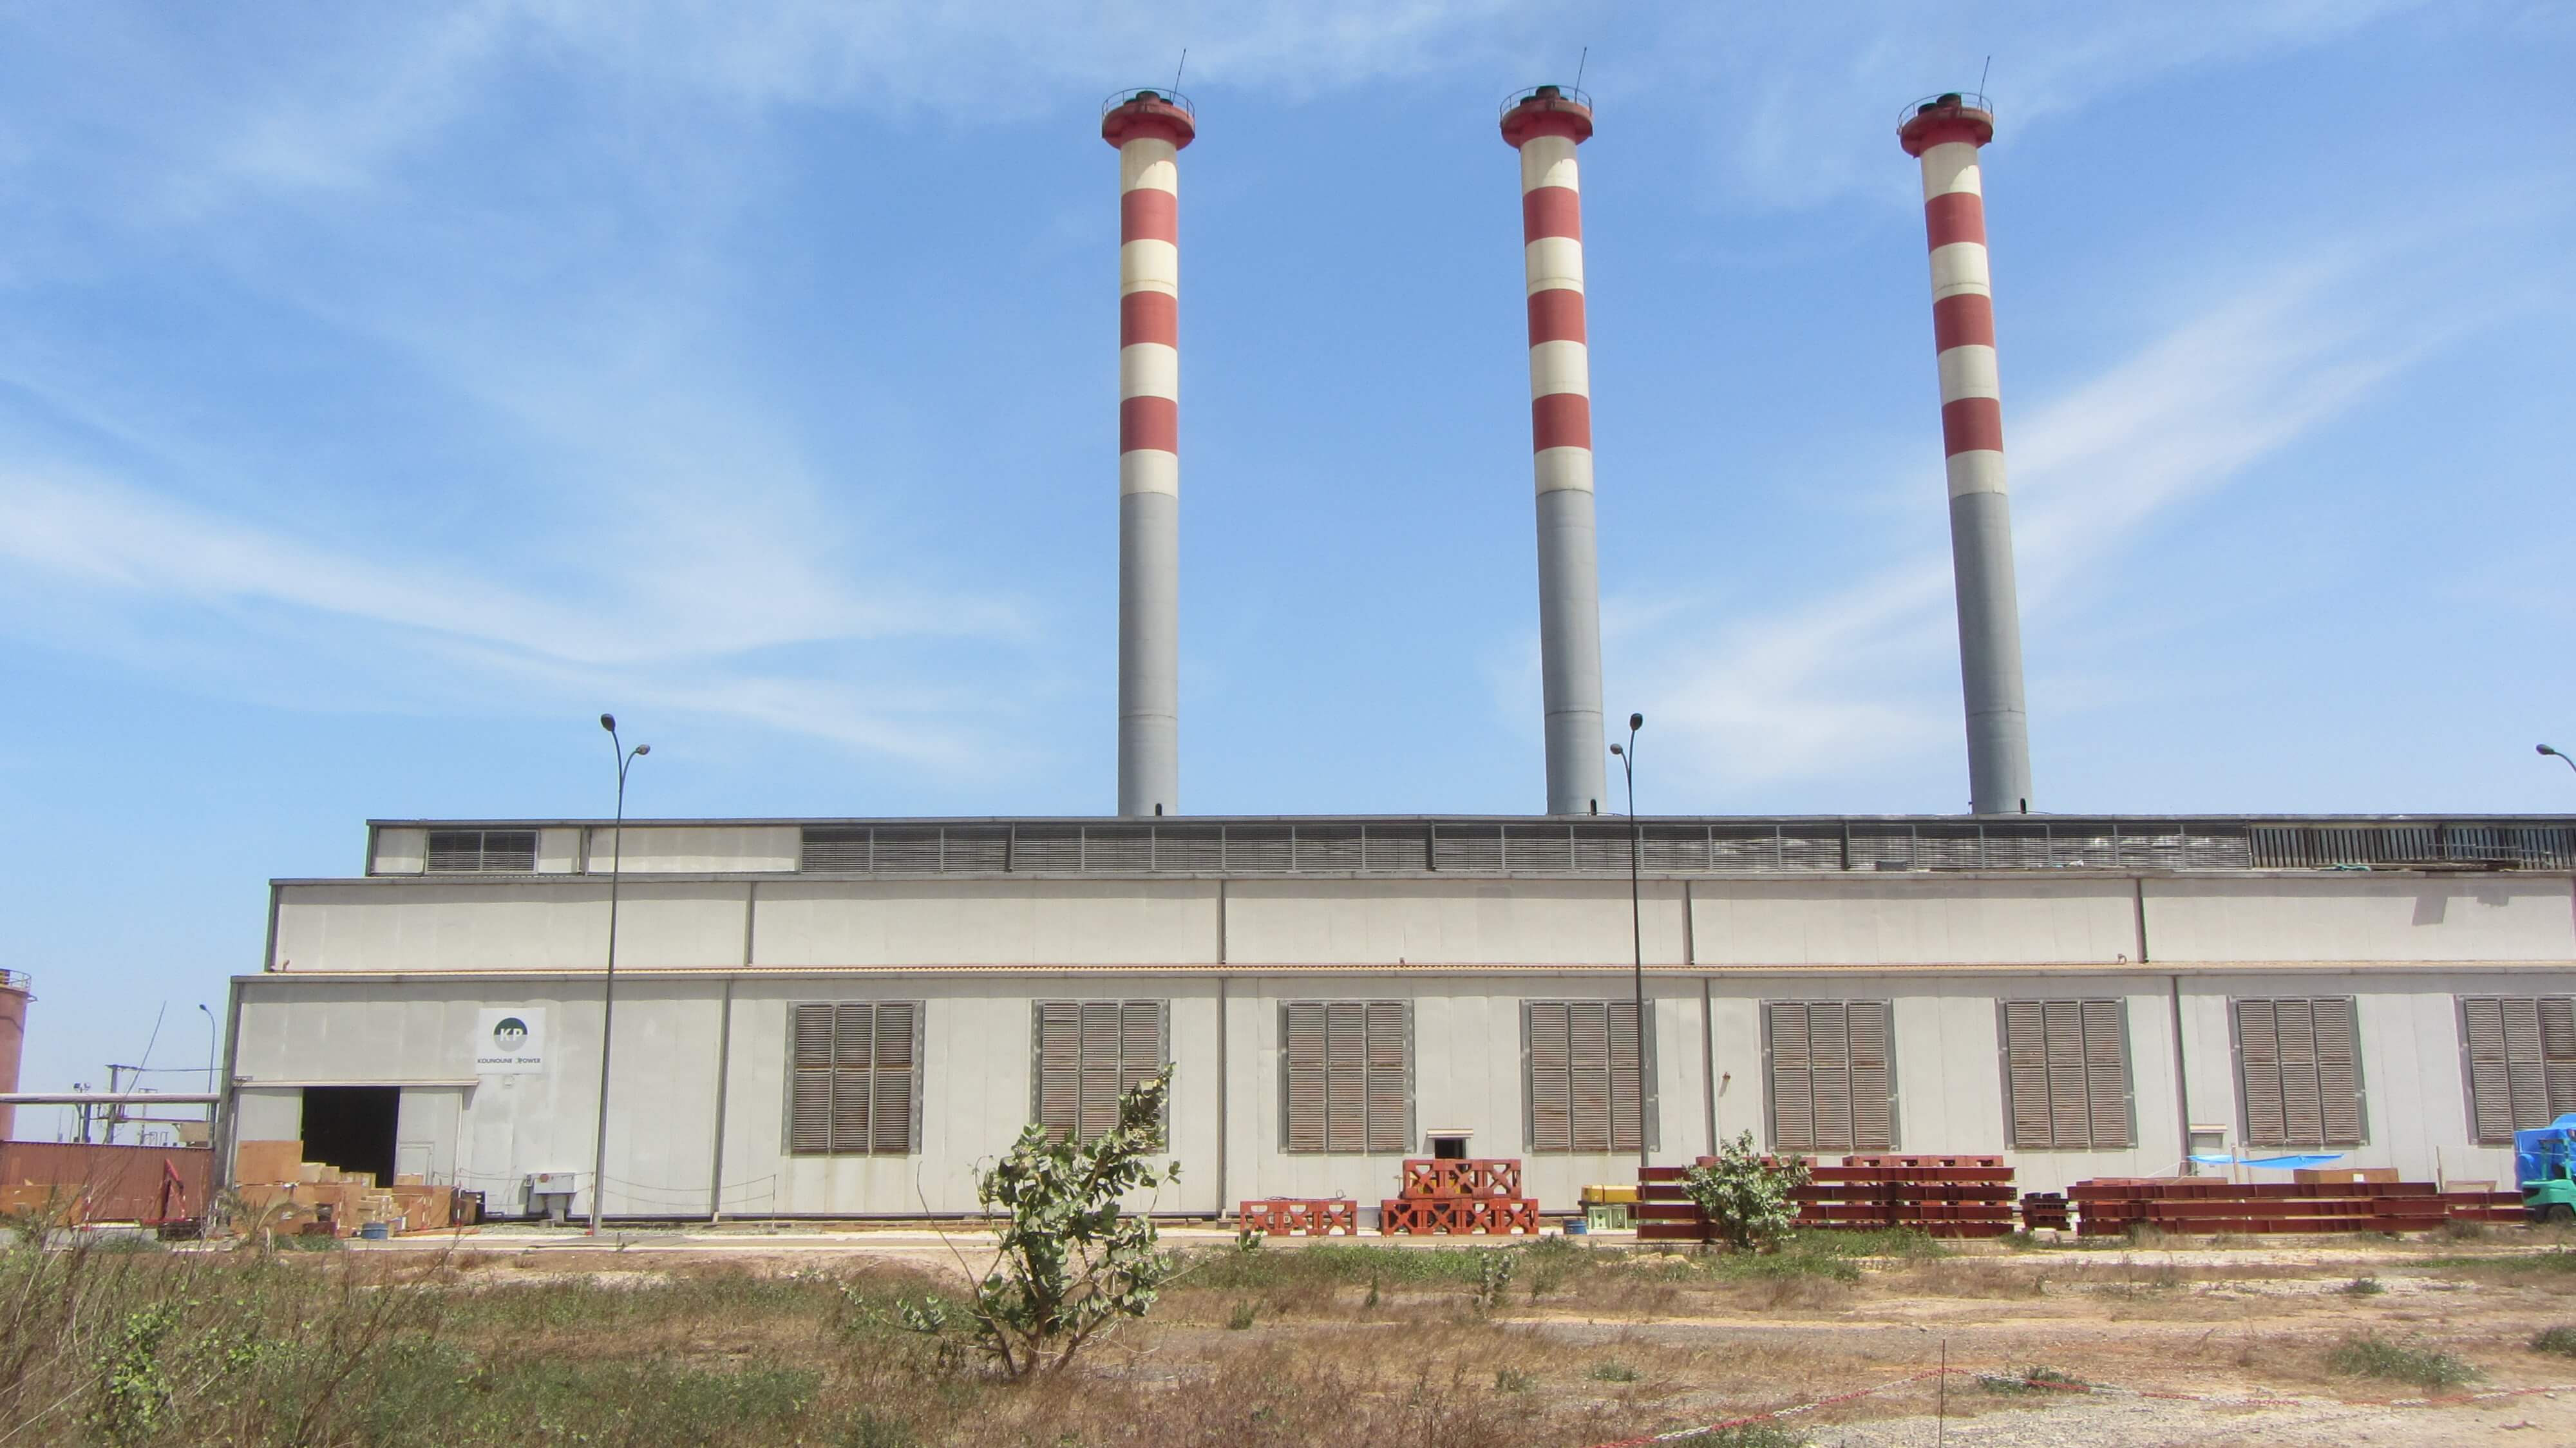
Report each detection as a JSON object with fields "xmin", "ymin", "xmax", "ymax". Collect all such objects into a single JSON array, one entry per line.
[
  {"xmin": 1899, "ymin": 91, "xmax": 1996, "ymax": 154},
  {"xmin": 1101, "ymin": 88, "xmax": 1196, "ymax": 148},
  {"xmin": 1500, "ymin": 84, "xmax": 1593, "ymax": 146}
]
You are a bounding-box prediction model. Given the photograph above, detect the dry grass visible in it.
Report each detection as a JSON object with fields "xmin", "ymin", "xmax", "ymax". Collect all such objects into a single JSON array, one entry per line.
[{"xmin": 8, "ymin": 1227, "xmax": 2576, "ymax": 1445}]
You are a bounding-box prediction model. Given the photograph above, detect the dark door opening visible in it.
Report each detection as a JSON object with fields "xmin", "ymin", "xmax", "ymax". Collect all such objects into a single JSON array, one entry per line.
[{"xmin": 301, "ymin": 1087, "xmax": 400, "ymax": 1186}]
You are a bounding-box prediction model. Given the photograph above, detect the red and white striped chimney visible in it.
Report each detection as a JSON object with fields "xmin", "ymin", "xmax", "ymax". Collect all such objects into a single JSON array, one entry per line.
[
  {"xmin": 1900, "ymin": 92, "xmax": 2032, "ymax": 815},
  {"xmin": 1103, "ymin": 90, "xmax": 1194, "ymax": 817},
  {"xmin": 1501, "ymin": 84, "xmax": 1607, "ymax": 817}
]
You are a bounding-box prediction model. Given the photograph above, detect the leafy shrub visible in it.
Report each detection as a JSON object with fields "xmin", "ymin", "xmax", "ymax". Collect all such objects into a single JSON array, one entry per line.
[
  {"xmin": 1587, "ymin": 1360, "xmax": 1639, "ymax": 1383},
  {"xmin": 1225, "ymin": 1299, "xmax": 1256, "ymax": 1331},
  {"xmin": 2532, "ymin": 1326, "xmax": 2576, "ymax": 1357},
  {"xmin": 1682, "ymin": 1132, "xmax": 1811, "ymax": 1252},
  {"xmin": 899, "ymin": 1069, "xmax": 1180, "ymax": 1377},
  {"xmin": 2326, "ymin": 1333, "xmax": 2481, "ymax": 1389},
  {"xmin": 1492, "ymin": 1366, "xmax": 1533, "ymax": 1393},
  {"xmin": 1473, "ymin": 1250, "xmax": 1515, "ymax": 1308},
  {"xmin": 2341, "ymin": 1276, "xmax": 2385, "ymax": 1295}
]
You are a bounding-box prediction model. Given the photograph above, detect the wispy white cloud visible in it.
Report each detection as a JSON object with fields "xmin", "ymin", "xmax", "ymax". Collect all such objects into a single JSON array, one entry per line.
[
  {"xmin": 1629, "ymin": 1, "xmax": 2429, "ymax": 209},
  {"xmin": 1625, "ymin": 254, "xmax": 2435, "ymax": 795}
]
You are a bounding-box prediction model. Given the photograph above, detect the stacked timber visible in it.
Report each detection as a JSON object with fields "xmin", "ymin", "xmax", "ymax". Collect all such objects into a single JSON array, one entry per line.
[
  {"xmin": 1378, "ymin": 1158, "xmax": 1541, "ymax": 1235},
  {"xmin": 2071, "ymin": 1176, "xmax": 2526, "ymax": 1235},
  {"xmin": 1636, "ymin": 1154, "xmax": 2018, "ymax": 1242}
]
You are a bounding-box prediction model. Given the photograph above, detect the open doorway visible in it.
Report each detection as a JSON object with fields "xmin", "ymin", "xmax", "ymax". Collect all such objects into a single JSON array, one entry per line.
[{"xmin": 301, "ymin": 1087, "xmax": 399, "ymax": 1185}]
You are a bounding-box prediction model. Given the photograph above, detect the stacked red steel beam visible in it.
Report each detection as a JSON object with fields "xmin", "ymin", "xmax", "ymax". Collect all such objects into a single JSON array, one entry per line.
[
  {"xmin": 2020, "ymin": 1192, "xmax": 2072, "ymax": 1231},
  {"xmin": 1804, "ymin": 1155, "xmax": 2018, "ymax": 1238},
  {"xmin": 2071, "ymin": 1177, "xmax": 2527, "ymax": 1235},
  {"xmin": 1379, "ymin": 1157, "xmax": 1542, "ymax": 1235},
  {"xmin": 1638, "ymin": 1154, "xmax": 2017, "ymax": 1241},
  {"xmin": 1235, "ymin": 1197, "xmax": 1359, "ymax": 1237}
]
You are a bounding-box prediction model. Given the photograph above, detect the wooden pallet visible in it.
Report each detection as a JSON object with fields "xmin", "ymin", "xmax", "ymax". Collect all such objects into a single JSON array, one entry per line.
[
  {"xmin": 1237, "ymin": 1198, "xmax": 1359, "ymax": 1236},
  {"xmin": 1398, "ymin": 1159, "xmax": 1523, "ymax": 1199},
  {"xmin": 1378, "ymin": 1196, "xmax": 1542, "ymax": 1235}
]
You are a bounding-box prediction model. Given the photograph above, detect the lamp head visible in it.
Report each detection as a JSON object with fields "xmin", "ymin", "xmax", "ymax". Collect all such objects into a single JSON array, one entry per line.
[
  {"xmin": 600, "ymin": 713, "xmax": 617, "ymax": 733},
  {"xmin": 1629, "ymin": 712, "xmax": 1644, "ymax": 731},
  {"xmin": 2543, "ymin": 744, "xmax": 2562, "ymax": 757},
  {"xmin": 1609, "ymin": 743, "xmax": 1624, "ymax": 757},
  {"xmin": 633, "ymin": 743, "xmax": 650, "ymax": 756}
]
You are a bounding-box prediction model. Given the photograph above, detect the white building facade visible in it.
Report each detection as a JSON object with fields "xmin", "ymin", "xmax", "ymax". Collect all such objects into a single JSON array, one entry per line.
[{"xmin": 221, "ymin": 815, "xmax": 2576, "ymax": 1219}]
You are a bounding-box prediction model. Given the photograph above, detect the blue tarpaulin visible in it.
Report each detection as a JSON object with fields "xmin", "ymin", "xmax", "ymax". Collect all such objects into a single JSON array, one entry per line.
[{"xmin": 2185, "ymin": 1152, "xmax": 2346, "ymax": 1169}]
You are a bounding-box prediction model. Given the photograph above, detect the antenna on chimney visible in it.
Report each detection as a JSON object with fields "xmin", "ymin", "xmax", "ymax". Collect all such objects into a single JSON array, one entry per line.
[
  {"xmin": 1173, "ymin": 49, "xmax": 1188, "ymax": 93},
  {"xmin": 1574, "ymin": 46, "xmax": 1588, "ymax": 92}
]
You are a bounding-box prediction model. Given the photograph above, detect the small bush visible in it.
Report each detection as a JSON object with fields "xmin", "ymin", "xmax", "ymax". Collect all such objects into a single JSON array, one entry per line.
[
  {"xmin": 2341, "ymin": 1276, "xmax": 2385, "ymax": 1295},
  {"xmin": 1978, "ymin": 1365, "xmax": 2085, "ymax": 1396},
  {"xmin": 2531, "ymin": 1326, "xmax": 2576, "ymax": 1358},
  {"xmin": 1587, "ymin": 1360, "xmax": 1639, "ymax": 1383},
  {"xmin": 1225, "ymin": 1300, "xmax": 1256, "ymax": 1331},
  {"xmin": 1473, "ymin": 1250, "xmax": 1515, "ymax": 1308},
  {"xmin": 1492, "ymin": 1366, "xmax": 1533, "ymax": 1393},
  {"xmin": 2327, "ymin": 1333, "xmax": 2481, "ymax": 1390}
]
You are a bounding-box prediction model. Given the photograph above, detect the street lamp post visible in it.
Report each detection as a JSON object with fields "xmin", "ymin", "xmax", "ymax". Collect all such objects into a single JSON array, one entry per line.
[
  {"xmin": 1609, "ymin": 712, "xmax": 1647, "ymax": 1177},
  {"xmin": 589, "ymin": 714, "xmax": 649, "ymax": 1236},
  {"xmin": 2540, "ymin": 745, "xmax": 2576, "ymax": 780}
]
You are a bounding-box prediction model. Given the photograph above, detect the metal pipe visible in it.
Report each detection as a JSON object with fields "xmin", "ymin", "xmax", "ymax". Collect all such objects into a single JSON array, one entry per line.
[
  {"xmin": 1502, "ymin": 85, "xmax": 1608, "ymax": 817},
  {"xmin": 1900, "ymin": 94, "xmax": 2033, "ymax": 815},
  {"xmin": 1104, "ymin": 90, "xmax": 1195, "ymax": 818}
]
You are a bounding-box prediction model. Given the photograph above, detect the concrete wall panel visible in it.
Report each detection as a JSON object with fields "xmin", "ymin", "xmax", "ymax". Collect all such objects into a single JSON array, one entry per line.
[
  {"xmin": 2145, "ymin": 878, "xmax": 2574, "ymax": 962},
  {"xmin": 1224, "ymin": 881, "xmax": 1688, "ymax": 966},
  {"xmin": 274, "ymin": 883, "xmax": 750, "ymax": 972},
  {"xmin": 1692, "ymin": 878, "xmax": 2139, "ymax": 965},
  {"xmin": 752, "ymin": 881, "xmax": 1220, "ymax": 967}
]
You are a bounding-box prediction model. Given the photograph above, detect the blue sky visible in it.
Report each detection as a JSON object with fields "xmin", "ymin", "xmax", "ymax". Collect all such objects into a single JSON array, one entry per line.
[{"xmin": 1, "ymin": 3, "xmax": 2571, "ymax": 1110}]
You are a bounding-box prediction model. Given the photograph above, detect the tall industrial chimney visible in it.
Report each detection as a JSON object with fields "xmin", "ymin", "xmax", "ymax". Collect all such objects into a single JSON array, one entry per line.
[
  {"xmin": 1103, "ymin": 90, "xmax": 1194, "ymax": 817},
  {"xmin": 1900, "ymin": 93, "xmax": 2033, "ymax": 815},
  {"xmin": 1501, "ymin": 85, "xmax": 1607, "ymax": 817}
]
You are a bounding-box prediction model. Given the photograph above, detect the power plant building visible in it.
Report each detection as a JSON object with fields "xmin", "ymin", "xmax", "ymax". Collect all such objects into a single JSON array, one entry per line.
[
  {"xmin": 214, "ymin": 90, "xmax": 2576, "ymax": 1218},
  {"xmin": 224, "ymin": 815, "xmax": 2576, "ymax": 1218}
]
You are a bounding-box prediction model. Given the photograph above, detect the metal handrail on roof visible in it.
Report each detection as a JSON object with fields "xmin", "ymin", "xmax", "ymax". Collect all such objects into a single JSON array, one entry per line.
[
  {"xmin": 1502, "ymin": 83, "xmax": 1593, "ymax": 117},
  {"xmin": 1103, "ymin": 87, "xmax": 1195, "ymax": 119},
  {"xmin": 1902, "ymin": 91, "xmax": 1994, "ymax": 127},
  {"xmin": 0, "ymin": 968, "xmax": 28, "ymax": 992}
]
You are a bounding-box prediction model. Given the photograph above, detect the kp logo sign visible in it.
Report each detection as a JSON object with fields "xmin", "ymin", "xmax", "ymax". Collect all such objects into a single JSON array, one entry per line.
[{"xmin": 475, "ymin": 1007, "xmax": 546, "ymax": 1074}]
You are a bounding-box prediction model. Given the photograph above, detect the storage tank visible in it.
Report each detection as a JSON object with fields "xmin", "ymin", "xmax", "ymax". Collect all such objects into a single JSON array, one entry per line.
[{"xmin": 0, "ymin": 971, "xmax": 28, "ymax": 1141}]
